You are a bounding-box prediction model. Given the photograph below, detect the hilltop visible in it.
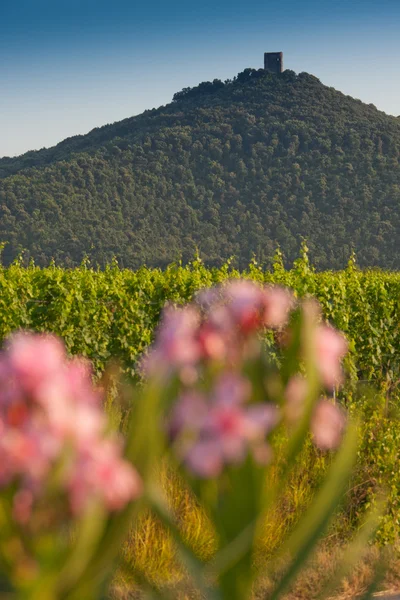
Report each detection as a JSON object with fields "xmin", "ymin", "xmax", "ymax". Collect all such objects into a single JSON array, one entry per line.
[{"xmin": 1, "ymin": 68, "xmax": 400, "ymax": 269}]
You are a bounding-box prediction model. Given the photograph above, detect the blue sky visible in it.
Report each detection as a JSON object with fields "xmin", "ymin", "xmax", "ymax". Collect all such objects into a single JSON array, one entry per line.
[{"xmin": 1, "ymin": 0, "xmax": 400, "ymax": 158}]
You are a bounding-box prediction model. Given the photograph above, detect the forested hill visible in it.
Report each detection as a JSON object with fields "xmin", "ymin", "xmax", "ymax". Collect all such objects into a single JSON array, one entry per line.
[{"xmin": 2, "ymin": 68, "xmax": 400, "ymax": 269}]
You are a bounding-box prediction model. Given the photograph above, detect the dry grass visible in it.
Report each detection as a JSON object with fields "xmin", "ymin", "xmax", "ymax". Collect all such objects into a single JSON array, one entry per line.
[
  {"xmin": 112, "ymin": 467, "xmax": 215, "ymax": 592},
  {"xmin": 107, "ymin": 459, "xmax": 400, "ymax": 599},
  {"xmin": 256, "ymin": 544, "xmax": 400, "ymax": 599},
  {"xmin": 110, "ymin": 544, "xmax": 400, "ymax": 599},
  {"xmin": 104, "ymin": 396, "xmax": 400, "ymax": 599}
]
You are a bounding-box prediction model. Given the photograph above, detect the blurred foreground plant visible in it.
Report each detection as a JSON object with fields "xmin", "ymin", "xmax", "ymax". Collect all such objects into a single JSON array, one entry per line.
[
  {"xmin": 0, "ymin": 333, "xmax": 142, "ymax": 599},
  {"xmin": 0, "ymin": 281, "xmax": 382, "ymax": 599},
  {"xmin": 135, "ymin": 280, "xmax": 376, "ymax": 599}
]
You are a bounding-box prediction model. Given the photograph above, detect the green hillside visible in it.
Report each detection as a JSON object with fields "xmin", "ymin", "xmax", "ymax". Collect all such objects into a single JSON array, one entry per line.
[{"xmin": 1, "ymin": 68, "xmax": 400, "ymax": 269}]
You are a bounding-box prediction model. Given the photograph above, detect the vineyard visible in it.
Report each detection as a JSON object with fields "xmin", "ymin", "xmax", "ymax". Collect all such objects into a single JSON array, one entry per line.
[{"xmin": 1, "ymin": 247, "xmax": 400, "ymax": 388}]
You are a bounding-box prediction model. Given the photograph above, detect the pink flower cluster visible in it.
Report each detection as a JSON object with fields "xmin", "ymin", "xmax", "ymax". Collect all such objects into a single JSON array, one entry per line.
[
  {"xmin": 0, "ymin": 332, "xmax": 142, "ymax": 522},
  {"xmin": 146, "ymin": 280, "xmax": 294, "ymax": 380},
  {"xmin": 147, "ymin": 280, "xmax": 349, "ymax": 476},
  {"xmin": 283, "ymin": 315, "xmax": 348, "ymax": 450},
  {"xmin": 284, "ymin": 375, "xmax": 346, "ymax": 450},
  {"xmin": 169, "ymin": 373, "xmax": 278, "ymax": 478},
  {"xmin": 315, "ymin": 324, "xmax": 348, "ymax": 388}
]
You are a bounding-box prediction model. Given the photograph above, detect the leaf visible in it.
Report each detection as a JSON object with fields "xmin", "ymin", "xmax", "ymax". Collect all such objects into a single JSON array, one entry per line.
[
  {"xmin": 268, "ymin": 421, "xmax": 359, "ymax": 600},
  {"xmin": 56, "ymin": 501, "xmax": 108, "ymax": 595},
  {"xmin": 315, "ymin": 498, "xmax": 385, "ymax": 600},
  {"xmin": 147, "ymin": 485, "xmax": 221, "ymax": 600}
]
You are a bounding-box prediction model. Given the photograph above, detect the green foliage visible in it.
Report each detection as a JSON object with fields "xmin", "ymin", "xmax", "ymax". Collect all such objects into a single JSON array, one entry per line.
[
  {"xmin": 1, "ymin": 69, "xmax": 400, "ymax": 269},
  {"xmin": 0, "ymin": 254, "xmax": 399, "ymax": 387}
]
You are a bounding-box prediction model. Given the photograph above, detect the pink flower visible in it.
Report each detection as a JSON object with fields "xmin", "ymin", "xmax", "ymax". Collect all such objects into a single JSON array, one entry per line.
[
  {"xmin": 202, "ymin": 305, "xmax": 237, "ymax": 362},
  {"xmin": 170, "ymin": 373, "xmax": 279, "ymax": 478},
  {"xmin": 45, "ymin": 394, "xmax": 105, "ymax": 446},
  {"xmin": 206, "ymin": 404, "xmax": 248, "ymax": 464},
  {"xmin": 0, "ymin": 331, "xmax": 142, "ymax": 518},
  {"xmin": 65, "ymin": 357, "xmax": 101, "ymax": 406},
  {"xmin": 198, "ymin": 324, "xmax": 227, "ymax": 360},
  {"xmin": 244, "ymin": 404, "xmax": 279, "ymax": 441},
  {"xmin": 225, "ymin": 280, "xmax": 265, "ymax": 333},
  {"xmin": 262, "ymin": 287, "xmax": 294, "ymax": 329},
  {"xmin": 168, "ymin": 392, "xmax": 208, "ymax": 439},
  {"xmin": 36, "ymin": 365, "xmax": 104, "ymax": 446},
  {"xmin": 185, "ymin": 439, "xmax": 224, "ymax": 479},
  {"xmin": 0, "ymin": 428, "xmax": 57, "ymax": 484},
  {"xmin": 223, "ymin": 281, "xmax": 293, "ymax": 333},
  {"xmin": 311, "ymin": 400, "xmax": 345, "ymax": 450},
  {"xmin": 213, "ymin": 372, "xmax": 251, "ymax": 407},
  {"xmin": 145, "ymin": 306, "xmax": 202, "ymax": 375},
  {"xmin": 5, "ymin": 332, "xmax": 66, "ymax": 396},
  {"xmin": 315, "ymin": 325, "xmax": 348, "ymax": 388},
  {"xmin": 68, "ymin": 440, "xmax": 142, "ymax": 513},
  {"xmin": 146, "ymin": 282, "xmax": 295, "ymax": 382}
]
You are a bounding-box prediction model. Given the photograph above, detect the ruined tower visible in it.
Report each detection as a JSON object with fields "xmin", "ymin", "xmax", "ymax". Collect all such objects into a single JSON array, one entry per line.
[{"xmin": 264, "ymin": 52, "xmax": 283, "ymax": 74}]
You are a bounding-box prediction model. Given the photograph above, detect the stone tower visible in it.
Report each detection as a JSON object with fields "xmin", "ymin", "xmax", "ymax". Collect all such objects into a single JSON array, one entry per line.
[{"xmin": 264, "ymin": 52, "xmax": 283, "ymax": 74}]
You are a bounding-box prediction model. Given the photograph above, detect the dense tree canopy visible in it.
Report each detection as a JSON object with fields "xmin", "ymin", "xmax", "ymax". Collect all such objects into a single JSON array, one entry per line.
[{"xmin": 1, "ymin": 68, "xmax": 400, "ymax": 269}]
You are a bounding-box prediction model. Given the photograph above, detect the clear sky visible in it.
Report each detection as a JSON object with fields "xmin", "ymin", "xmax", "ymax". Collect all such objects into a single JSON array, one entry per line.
[{"xmin": 1, "ymin": 0, "xmax": 400, "ymax": 158}]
